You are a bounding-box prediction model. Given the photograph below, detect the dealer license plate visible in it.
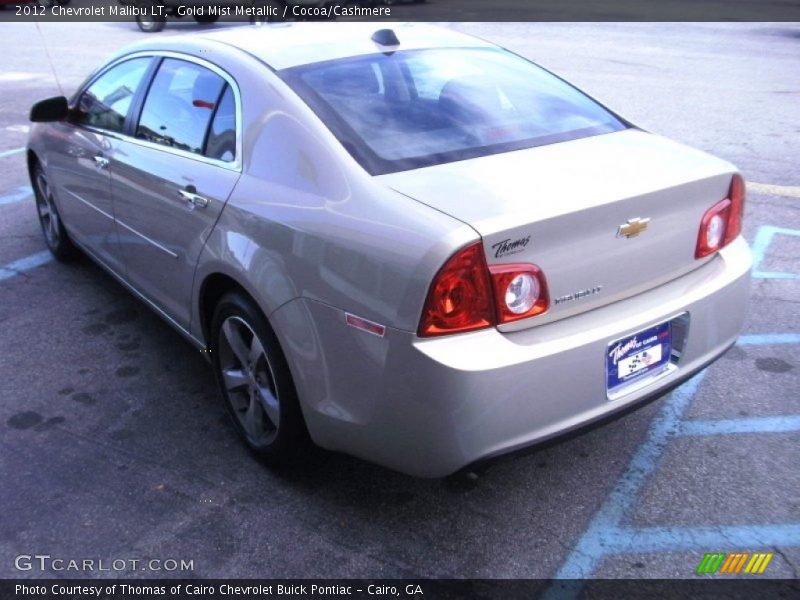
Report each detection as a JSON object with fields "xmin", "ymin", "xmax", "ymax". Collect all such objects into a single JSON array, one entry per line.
[{"xmin": 606, "ymin": 321, "xmax": 672, "ymax": 392}]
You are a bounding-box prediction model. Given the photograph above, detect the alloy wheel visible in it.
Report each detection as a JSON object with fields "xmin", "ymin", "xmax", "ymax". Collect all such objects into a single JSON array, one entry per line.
[
  {"xmin": 35, "ymin": 171, "xmax": 60, "ymax": 248},
  {"xmin": 218, "ymin": 316, "xmax": 281, "ymax": 444}
]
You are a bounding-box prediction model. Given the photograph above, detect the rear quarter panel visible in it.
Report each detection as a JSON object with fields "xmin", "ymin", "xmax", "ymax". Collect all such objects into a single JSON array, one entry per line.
[{"xmin": 191, "ymin": 51, "xmax": 477, "ymax": 341}]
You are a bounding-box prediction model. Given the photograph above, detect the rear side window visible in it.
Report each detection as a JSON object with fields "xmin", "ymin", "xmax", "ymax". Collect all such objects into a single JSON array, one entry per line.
[
  {"xmin": 136, "ymin": 59, "xmax": 226, "ymax": 157},
  {"xmin": 205, "ymin": 86, "xmax": 236, "ymax": 162},
  {"xmin": 281, "ymin": 48, "xmax": 627, "ymax": 175},
  {"xmin": 74, "ymin": 58, "xmax": 151, "ymax": 134}
]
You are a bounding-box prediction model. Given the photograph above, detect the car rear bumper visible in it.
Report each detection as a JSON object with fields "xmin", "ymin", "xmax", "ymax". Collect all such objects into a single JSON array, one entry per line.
[{"xmin": 279, "ymin": 237, "xmax": 752, "ymax": 477}]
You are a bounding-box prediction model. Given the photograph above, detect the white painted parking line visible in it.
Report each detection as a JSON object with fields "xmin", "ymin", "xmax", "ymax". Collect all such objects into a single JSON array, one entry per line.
[
  {"xmin": 0, "ymin": 147, "xmax": 25, "ymax": 159},
  {"xmin": 5, "ymin": 125, "xmax": 30, "ymax": 134},
  {"xmin": 749, "ymin": 182, "xmax": 800, "ymax": 198},
  {"xmin": 0, "ymin": 72, "xmax": 41, "ymax": 83}
]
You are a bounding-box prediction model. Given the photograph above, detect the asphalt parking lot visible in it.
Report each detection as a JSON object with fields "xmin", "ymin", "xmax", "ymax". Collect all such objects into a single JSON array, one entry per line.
[{"xmin": 0, "ymin": 20, "xmax": 798, "ymax": 582}]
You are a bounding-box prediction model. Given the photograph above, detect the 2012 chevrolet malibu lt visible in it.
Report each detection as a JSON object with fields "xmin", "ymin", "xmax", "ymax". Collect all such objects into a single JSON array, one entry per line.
[{"xmin": 27, "ymin": 24, "xmax": 751, "ymax": 477}]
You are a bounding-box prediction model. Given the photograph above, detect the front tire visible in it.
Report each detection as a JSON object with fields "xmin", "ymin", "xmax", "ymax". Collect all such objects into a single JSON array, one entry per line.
[
  {"xmin": 193, "ymin": 14, "xmax": 219, "ymax": 23},
  {"xmin": 32, "ymin": 164, "xmax": 79, "ymax": 261},
  {"xmin": 211, "ymin": 292, "xmax": 307, "ymax": 463}
]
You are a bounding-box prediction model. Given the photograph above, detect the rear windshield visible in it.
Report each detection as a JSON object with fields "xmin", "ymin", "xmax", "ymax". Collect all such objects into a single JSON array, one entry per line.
[{"xmin": 279, "ymin": 47, "xmax": 627, "ymax": 175}]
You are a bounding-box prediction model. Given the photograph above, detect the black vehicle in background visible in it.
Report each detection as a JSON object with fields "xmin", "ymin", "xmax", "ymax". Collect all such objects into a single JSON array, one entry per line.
[
  {"xmin": 120, "ymin": 1, "xmax": 338, "ymax": 32},
  {"xmin": 120, "ymin": 0, "xmax": 426, "ymax": 32}
]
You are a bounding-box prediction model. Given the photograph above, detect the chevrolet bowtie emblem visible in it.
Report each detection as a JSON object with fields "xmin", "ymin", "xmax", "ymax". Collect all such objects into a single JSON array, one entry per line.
[{"xmin": 617, "ymin": 217, "xmax": 651, "ymax": 238}]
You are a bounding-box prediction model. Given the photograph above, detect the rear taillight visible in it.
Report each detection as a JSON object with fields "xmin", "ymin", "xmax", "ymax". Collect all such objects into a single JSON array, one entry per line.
[
  {"xmin": 725, "ymin": 174, "xmax": 745, "ymax": 245},
  {"xmin": 418, "ymin": 243, "xmax": 494, "ymax": 337},
  {"xmin": 489, "ymin": 264, "xmax": 549, "ymax": 324},
  {"xmin": 695, "ymin": 174, "xmax": 746, "ymax": 259},
  {"xmin": 418, "ymin": 243, "xmax": 549, "ymax": 337}
]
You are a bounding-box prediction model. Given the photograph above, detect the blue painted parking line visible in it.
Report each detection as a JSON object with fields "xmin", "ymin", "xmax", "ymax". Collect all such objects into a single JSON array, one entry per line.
[
  {"xmin": 549, "ymin": 329, "xmax": 800, "ymax": 590},
  {"xmin": 550, "ymin": 371, "xmax": 708, "ymax": 580},
  {"xmin": 595, "ymin": 523, "xmax": 800, "ymax": 554},
  {"xmin": 678, "ymin": 415, "xmax": 800, "ymax": 436},
  {"xmin": 0, "ymin": 185, "xmax": 32, "ymax": 206},
  {"xmin": 0, "ymin": 147, "xmax": 25, "ymax": 159},
  {"xmin": 750, "ymin": 225, "xmax": 800, "ymax": 280},
  {"xmin": 738, "ymin": 333, "xmax": 800, "ymax": 346},
  {"xmin": 0, "ymin": 251, "xmax": 53, "ymax": 282}
]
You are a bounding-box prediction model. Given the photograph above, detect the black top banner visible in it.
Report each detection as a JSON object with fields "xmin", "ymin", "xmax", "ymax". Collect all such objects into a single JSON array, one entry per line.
[{"xmin": 2, "ymin": 0, "xmax": 800, "ymax": 23}]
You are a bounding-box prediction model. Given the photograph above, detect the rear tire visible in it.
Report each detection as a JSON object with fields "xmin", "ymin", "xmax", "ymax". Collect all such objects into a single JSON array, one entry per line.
[
  {"xmin": 32, "ymin": 164, "xmax": 79, "ymax": 262},
  {"xmin": 211, "ymin": 292, "xmax": 307, "ymax": 464}
]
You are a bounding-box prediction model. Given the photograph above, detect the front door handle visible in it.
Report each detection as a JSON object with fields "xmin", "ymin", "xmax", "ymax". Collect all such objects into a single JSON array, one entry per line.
[
  {"xmin": 93, "ymin": 155, "xmax": 110, "ymax": 170},
  {"xmin": 178, "ymin": 187, "xmax": 209, "ymax": 209}
]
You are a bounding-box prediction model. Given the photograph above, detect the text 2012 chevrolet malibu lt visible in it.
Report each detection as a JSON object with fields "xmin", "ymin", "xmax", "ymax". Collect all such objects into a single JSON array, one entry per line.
[{"xmin": 27, "ymin": 24, "xmax": 751, "ymax": 477}]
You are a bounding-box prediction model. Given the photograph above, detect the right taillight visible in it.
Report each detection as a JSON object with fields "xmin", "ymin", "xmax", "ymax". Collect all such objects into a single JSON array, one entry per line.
[
  {"xmin": 695, "ymin": 174, "xmax": 746, "ymax": 259},
  {"xmin": 489, "ymin": 263, "xmax": 549, "ymax": 324},
  {"xmin": 418, "ymin": 243, "xmax": 549, "ymax": 337}
]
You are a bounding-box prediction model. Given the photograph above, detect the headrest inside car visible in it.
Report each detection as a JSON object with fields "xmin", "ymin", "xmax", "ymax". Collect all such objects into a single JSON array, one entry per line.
[
  {"xmin": 193, "ymin": 72, "xmax": 224, "ymax": 110},
  {"xmin": 319, "ymin": 64, "xmax": 380, "ymax": 97}
]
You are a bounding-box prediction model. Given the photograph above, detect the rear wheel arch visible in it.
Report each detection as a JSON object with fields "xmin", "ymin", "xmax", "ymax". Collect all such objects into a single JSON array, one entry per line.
[
  {"xmin": 198, "ymin": 272, "xmax": 293, "ymax": 354},
  {"xmin": 199, "ymin": 272, "xmax": 251, "ymax": 348}
]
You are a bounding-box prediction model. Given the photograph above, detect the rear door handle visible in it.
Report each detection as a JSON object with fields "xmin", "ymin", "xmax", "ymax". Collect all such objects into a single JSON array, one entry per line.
[
  {"xmin": 93, "ymin": 155, "xmax": 110, "ymax": 169},
  {"xmin": 178, "ymin": 187, "xmax": 209, "ymax": 209}
]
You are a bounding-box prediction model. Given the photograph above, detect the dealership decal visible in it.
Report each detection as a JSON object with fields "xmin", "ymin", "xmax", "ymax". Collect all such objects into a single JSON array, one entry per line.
[{"xmin": 491, "ymin": 235, "xmax": 531, "ymax": 258}]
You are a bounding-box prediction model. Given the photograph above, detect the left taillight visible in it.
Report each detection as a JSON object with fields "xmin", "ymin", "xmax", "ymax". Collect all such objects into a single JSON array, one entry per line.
[
  {"xmin": 418, "ymin": 242, "xmax": 495, "ymax": 337},
  {"xmin": 418, "ymin": 243, "xmax": 550, "ymax": 337},
  {"xmin": 695, "ymin": 174, "xmax": 745, "ymax": 259}
]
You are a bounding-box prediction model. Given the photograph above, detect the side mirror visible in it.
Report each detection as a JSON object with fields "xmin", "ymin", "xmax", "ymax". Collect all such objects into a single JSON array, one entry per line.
[{"xmin": 30, "ymin": 96, "xmax": 69, "ymax": 122}]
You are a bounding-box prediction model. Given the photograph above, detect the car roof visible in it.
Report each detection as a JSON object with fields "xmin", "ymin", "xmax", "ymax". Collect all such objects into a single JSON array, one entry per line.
[{"xmin": 192, "ymin": 23, "xmax": 495, "ymax": 71}]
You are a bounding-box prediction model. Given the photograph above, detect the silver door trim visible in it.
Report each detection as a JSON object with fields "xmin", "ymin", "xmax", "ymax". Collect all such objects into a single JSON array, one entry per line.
[
  {"xmin": 63, "ymin": 188, "xmax": 114, "ymax": 220},
  {"xmin": 116, "ymin": 218, "xmax": 180, "ymax": 260}
]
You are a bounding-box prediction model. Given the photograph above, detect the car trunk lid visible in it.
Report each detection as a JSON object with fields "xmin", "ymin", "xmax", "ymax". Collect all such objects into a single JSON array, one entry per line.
[{"xmin": 377, "ymin": 129, "xmax": 738, "ymax": 330}]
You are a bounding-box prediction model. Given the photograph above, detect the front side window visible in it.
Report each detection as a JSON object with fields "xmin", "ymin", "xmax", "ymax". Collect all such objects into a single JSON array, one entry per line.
[
  {"xmin": 74, "ymin": 58, "xmax": 151, "ymax": 134},
  {"xmin": 281, "ymin": 48, "xmax": 627, "ymax": 175},
  {"xmin": 136, "ymin": 59, "xmax": 226, "ymax": 157}
]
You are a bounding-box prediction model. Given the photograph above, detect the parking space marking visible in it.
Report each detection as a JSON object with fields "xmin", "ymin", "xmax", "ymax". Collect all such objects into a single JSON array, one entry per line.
[
  {"xmin": 739, "ymin": 333, "xmax": 800, "ymax": 346},
  {"xmin": 0, "ymin": 251, "xmax": 53, "ymax": 282},
  {"xmin": 678, "ymin": 415, "xmax": 800, "ymax": 436},
  {"xmin": 594, "ymin": 523, "xmax": 800, "ymax": 554},
  {"xmin": 550, "ymin": 371, "xmax": 708, "ymax": 580},
  {"xmin": 0, "ymin": 72, "xmax": 40, "ymax": 83},
  {"xmin": 0, "ymin": 147, "xmax": 25, "ymax": 159},
  {"xmin": 550, "ymin": 328, "xmax": 800, "ymax": 589},
  {"xmin": 750, "ymin": 225, "xmax": 800, "ymax": 280},
  {"xmin": 5, "ymin": 125, "xmax": 30, "ymax": 134},
  {"xmin": 0, "ymin": 185, "xmax": 32, "ymax": 206},
  {"xmin": 749, "ymin": 182, "xmax": 800, "ymax": 199}
]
